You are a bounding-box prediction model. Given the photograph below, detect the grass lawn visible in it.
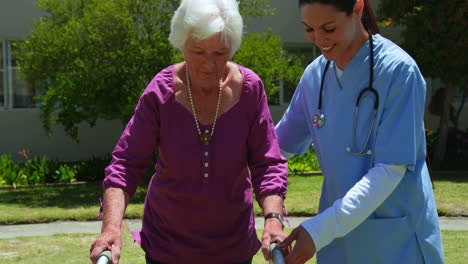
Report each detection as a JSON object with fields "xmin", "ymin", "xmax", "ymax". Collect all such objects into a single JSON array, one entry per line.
[
  {"xmin": 0, "ymin": 229, "xmax": 466, "ymax": 263},
  {"xmin": 0, "ymin": 175, "xmax": 323, "ymax": 224},
  {"xmin": 0, "ymin": 173, "xmax": 466, "ymax": 224},
  {"xmin": 0, "ymin": 173, "xmax": 467, "ymax": 263},
  {"xmin": 432, "ymin": 172, "xmax": 468, "ymax": 216}
]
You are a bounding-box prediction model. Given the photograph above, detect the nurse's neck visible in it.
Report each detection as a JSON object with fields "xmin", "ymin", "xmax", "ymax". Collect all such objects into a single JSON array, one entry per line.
[{"xmin": 335, "ymin": 26, "xmax": 370, "ymax": 71}]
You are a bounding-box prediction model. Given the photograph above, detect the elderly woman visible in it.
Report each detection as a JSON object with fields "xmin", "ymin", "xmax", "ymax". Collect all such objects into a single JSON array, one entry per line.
[{"xmin": 89, "ymin": 0, "xmax": 288, "ymax": 263}]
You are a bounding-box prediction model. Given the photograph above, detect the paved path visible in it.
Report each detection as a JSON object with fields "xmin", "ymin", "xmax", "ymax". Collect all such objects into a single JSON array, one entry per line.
[{"xmin": 1, "ymin": 217, "xmax": 467, "ymax": 239}]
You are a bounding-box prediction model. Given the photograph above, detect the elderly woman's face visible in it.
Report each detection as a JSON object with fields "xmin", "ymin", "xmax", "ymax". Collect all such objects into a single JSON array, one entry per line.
[{"xmin": 184, "ymin": 33, "xmax": 231, "ymax": 86}]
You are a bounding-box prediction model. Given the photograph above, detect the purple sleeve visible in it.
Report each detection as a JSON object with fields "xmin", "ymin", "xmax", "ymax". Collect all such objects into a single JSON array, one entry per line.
[
  {"xmin": 247, "ymin": 77, "xmax": 288, "ymax": 204},
  {"xmin": 103, "ymin": 79, "xmax": 160, "ymax": 199}
]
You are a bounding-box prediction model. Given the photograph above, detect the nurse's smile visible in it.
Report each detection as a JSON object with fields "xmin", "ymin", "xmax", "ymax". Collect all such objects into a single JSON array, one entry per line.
[{"xmin": 321, "ymin": 44, "xmax": 335, "ymax": 52}]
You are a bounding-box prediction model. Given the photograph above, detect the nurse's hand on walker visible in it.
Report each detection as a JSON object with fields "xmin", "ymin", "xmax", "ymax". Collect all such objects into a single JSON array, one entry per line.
[{"xmin": 278, "ymin": 225, "xmax": 316, "ymax": 264}]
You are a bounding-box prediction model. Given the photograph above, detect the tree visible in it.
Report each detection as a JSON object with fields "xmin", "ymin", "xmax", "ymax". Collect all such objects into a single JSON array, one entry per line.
[
  {"xmin": 17, "ymin": 0, "xmax": 299, "ymax": 141},
  {"xmin": 378, "ymin": 0, "xmax": 467, "ymax": 163},
  {"xmin": 17, "ymin": 0, "xmax": 178, "ymax": 140},
  {"xmin": 232, "ymin": 29, "xmax": 304, "ymax": 105}
]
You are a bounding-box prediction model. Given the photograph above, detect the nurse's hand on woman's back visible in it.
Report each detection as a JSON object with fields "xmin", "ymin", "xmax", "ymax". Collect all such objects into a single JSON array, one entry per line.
[{"xmin": 279, "ymin": 225, "xmax": 316, "ymax": 264}]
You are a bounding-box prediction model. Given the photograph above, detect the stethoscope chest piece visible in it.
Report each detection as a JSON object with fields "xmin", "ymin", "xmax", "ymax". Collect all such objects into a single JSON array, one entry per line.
[
  {"xmin": 315, "ymin": 30, "xmax": 378, "ymax": 156},
  {"xmin": 313, "ymin": 113, "xmax": 325, "ymax": 128}
]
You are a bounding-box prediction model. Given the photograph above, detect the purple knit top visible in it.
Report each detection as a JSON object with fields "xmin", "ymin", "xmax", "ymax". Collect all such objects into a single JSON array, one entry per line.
[{"xmin": 103, "ymin": 63, "xmax": 288, "ymax": 263}]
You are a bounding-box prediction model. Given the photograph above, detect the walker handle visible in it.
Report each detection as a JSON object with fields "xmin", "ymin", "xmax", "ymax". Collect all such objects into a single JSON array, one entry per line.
[
  {"xmin": 97, "ymin": 250, "xmax": 112, "ymax": 264},
  {"xmin": 269, "ymin": 243, "xmax": 285, "ymax": 264}
]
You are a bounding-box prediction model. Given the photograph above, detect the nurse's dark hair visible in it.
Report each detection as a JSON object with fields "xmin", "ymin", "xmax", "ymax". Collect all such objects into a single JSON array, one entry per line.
[{"xmin": 298, "ymin": 0, "xmax": 379, "ymax": 34}]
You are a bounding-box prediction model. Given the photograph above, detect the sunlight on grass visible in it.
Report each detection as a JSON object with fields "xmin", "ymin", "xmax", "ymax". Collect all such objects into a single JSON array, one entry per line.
[
  {"xmin": 0, "ymin": 229, "xmax": 466, "ymax": 263},
  {"xmin": 1, "ymin": 173, "xmax": 467, "ymax": 224},
  {"xmin": 253, "ymin": 175, "xmax": 322, "ymax": 216},
  {"xmin": 433, "ymin": 177, "xmax": 468, "ymax": 215}
]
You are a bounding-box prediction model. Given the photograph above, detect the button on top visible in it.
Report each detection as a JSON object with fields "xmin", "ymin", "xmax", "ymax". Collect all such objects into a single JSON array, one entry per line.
[
  {"xmin": 205, "ymin": 129, "xmax": 209, "ymax": 134},
  {"xmin": 204, "ymin": 152, "xmax": 209, "ymax": 156}
]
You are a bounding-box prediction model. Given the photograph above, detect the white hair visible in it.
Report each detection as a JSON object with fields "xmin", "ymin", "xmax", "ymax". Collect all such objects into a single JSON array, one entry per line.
[{"xmin": 169, "ymin": 0, "xmax": 243, "ymax": 58}]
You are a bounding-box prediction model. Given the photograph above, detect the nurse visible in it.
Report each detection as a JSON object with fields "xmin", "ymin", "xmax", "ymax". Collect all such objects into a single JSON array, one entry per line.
[{"xmin": 275, "ymin": 0, "xmax": 444, "ymax": 263}]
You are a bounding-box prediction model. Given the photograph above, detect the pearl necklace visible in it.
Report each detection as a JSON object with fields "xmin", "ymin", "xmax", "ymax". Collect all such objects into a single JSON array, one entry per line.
[{"xmin": 185, "ymin": 63, "xmax": 223, "ymax": 145}]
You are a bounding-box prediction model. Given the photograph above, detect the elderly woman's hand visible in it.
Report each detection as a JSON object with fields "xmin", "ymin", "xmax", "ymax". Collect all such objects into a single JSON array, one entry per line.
[
  {"xmin": 89, "ymin": 229, "xmax": 122, "ymax": 264},
  {"xmin": 261, "ymin": 217, "xmax": 289, "ymax": 261}
]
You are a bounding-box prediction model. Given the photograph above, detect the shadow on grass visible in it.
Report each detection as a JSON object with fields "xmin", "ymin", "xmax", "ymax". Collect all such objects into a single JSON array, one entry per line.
[
  {"xmin": 433, "ymin": 171, "xmax": 468, "ymax": 183},
  {"xmin": 0, "ymin": 171, "xmax": 465, "ymax": 209},
  {"xmin": 0, "ymin": 183, "xmax": 148, "ymax": 209}
]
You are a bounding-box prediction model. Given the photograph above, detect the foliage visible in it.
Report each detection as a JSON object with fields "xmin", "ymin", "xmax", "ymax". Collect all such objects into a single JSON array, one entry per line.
[
  {"xmin": 0, "ymin": 146, "xmax": 323, "ymax": 187},
  {"xmin": 232, "ymin": 29, "xmax": 305, "ymax": 104},
  {"xmin": 54, "ymin": 164, "xmax": 77, "ymax": 183},
  {"xmin": 286, "ymin": 147, "xmax": 320, "ymax": 173},
  {"xmin": 378, "ymin": 0, "xmax": 466, "ymax": 83},
  {"xmin": 17, "ymin": 150, "xmax": 56, "ymax": 185},
  {"xmin": 238, "ymin": 0, "xmax": 274, "ymax": 18},
  {"xmin": 377, "ymin": 0, "xmax": 467, "ymax": 162},
  {"xmin": 0, "ymin": 154, "xmax": 26, "ymax": 189},
  {"xmin": 0, "ymin": 151, "xmax": 111, "ymax": 186},
  {"xmin": 425, "ymin": 129, "xmax": 437, "ymax": 159},
  {"xmin": 22, "ymin": 156, "xmax": 53, "ymax": 185},
  {"xmin": 16, "ymin": 0, "xmax": 178, "ymax": 141},
  {"xmin": 15, "ymin": 0, "xmax": 280, "ymax": 141}
]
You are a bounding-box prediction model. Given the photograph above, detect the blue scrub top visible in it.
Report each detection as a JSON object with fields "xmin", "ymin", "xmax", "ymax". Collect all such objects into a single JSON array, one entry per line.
[{"xmin": 276, "ymin": 34, "xmax": 444, "ymax": 263}]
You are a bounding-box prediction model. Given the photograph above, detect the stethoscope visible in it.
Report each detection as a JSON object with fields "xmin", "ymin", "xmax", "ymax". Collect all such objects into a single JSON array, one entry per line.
[{"xmin": 313, "ymin": 30, "xmax": 379, "ymax": 156}]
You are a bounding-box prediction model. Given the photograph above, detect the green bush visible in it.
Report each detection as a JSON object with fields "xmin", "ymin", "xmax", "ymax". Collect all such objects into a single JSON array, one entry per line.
[
  {"xmin": 0, "ymin": 151, "xmax": 112, "ymax": 186},
  {"xmin": 0, "ymin": 154, "xmax": 27, "ymax": 188},
  {"xmin": 54, "ymin": 164, "xmax": 77, "ymax": 183},
  {"xmin": 17, "ymin": 150, "xmax": 60, "ymax": 184},
  {"xmin": 0, "ymin": 146, "xmax": 323, "ymax": 187},
  {"xmin": 287, "ymin": 147, "xmax": 320, "ymax": 173},
  {"xmin": 22, "ymin": 156, "xmax": 52, "ymax": 185}
]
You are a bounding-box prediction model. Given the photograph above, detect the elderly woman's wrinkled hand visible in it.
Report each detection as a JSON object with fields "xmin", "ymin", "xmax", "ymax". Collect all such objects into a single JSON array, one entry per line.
[
  {"xmin": 261, "ymin": 218, "xmax": 289, "ymax": 261},
  {"xmin": 89, "ymin": 230, "xmax": 122, "ymax": 264}
]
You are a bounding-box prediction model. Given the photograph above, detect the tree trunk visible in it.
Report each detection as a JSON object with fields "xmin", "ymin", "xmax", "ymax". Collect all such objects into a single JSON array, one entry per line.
[{"xmin": 434, "ymin": 82, "xmax": 455, "ymax": 163}]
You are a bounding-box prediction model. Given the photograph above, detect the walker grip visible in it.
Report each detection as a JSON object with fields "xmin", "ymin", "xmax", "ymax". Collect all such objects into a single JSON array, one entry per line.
[
  {"xmin": 97, "ymin": 250, "xmax": 112, "ymax": 264},
  {"xmin": 269, "ymin": 243, "xmax": 285, "ymax": 264}
]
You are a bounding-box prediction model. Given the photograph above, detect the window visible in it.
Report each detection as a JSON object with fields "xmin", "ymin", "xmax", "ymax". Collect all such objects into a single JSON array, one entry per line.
[{"xmin": 1, "ymin": 40, "xmax": 37, "ymax": 109}]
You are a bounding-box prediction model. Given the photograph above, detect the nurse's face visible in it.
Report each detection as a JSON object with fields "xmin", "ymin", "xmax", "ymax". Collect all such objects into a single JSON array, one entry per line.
[{"xmin": 300, "ymin": 1, "xmax": 363, "ymax": 68}]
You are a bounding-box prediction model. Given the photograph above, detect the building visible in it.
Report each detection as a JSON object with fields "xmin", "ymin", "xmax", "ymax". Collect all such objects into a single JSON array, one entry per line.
[{"xmin": 1, "ymin": 0, "xmax": 466, "ymax": 161}]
